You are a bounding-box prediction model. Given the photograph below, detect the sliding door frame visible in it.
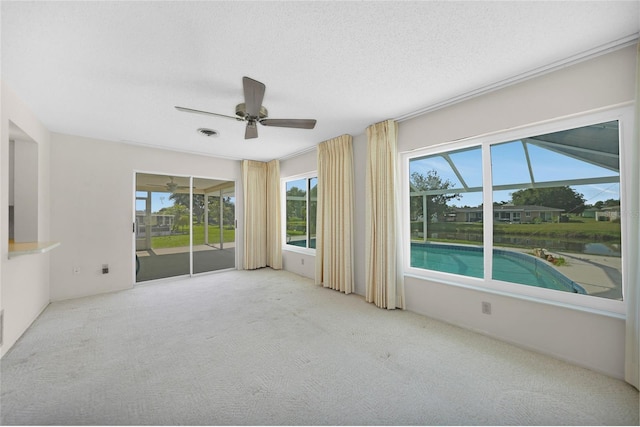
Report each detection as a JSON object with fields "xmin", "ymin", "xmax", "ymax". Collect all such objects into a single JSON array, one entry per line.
[{"xmin": 132, "ymin": 170, "xmax": 237, "ymax": 284}]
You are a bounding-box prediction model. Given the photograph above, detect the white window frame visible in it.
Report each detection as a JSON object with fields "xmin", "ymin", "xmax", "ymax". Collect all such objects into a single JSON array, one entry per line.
[
  {"xmin": 401, "ymin": 106, "xmax": 633, "ymax": 317},
  {"xmin": 281, "ymin": 171, "xmax": 317, "ymax": 255}
]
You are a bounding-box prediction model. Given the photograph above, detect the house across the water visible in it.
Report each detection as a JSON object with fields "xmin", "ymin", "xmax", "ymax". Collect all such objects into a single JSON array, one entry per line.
[{"xmin": 452, "ymin": 204, "xmax": 564, "ymax": 224}]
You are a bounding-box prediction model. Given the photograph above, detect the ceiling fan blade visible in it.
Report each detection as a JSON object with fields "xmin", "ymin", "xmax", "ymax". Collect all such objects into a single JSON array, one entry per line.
[
  {"xmin": 245, "ymin": 122, "xmax": 258, "ymax": 139},
  {"xmin": 260, "ymin": 118, "xmax": 317, "ymax": 129},
  {"xmin": 175, "ymin": 106, "xmax": 239, "ymax": 121},
  {"xmin": 243, "ymin": 77, "xmax": 265, "ymax": 118}
]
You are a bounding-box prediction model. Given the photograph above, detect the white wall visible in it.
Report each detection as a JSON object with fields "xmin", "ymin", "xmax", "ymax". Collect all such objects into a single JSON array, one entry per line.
[
  {"xmin": 279, "ymin": 44, "xmax": 637, "ymax": 379},
  {"xmin": 399, "ymin": 45, "xmax": 637, "ymax": 151},
  {"xmin": 49, "ymin": 134, "xmax": 243, "ymax": 301},
  {"xmin": 1, "ymin": 82, "xmax": 53, "ymax": 357}
]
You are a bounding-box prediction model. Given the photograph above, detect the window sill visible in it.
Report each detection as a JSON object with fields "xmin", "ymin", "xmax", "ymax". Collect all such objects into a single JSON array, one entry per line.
[
  {"xmin": 404, "ymin": 271, "xmax": 626, "ymax": 320},
  {"xmin": 283, "ymin": 245, "xmax": 316, "ymax": 256},
  {"xmin": 8, "ymin": 241, "xmax": 61, "ymax": 259}
]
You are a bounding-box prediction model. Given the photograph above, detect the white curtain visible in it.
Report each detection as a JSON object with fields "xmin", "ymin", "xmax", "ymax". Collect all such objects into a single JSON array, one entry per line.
[
  {"xmin": 365, "ymin": 120, "xmax": 405, "ymax": 309},
  {"xmin": 624, "ymin": 43, "xmax": 640, "ymax": 390},
  {"xmin": 266, "ymin": 159, "xmax": 283, "ymax": 269},
  {"xmin": 315, "ymin": 135, "xmax": 354, "ymax": 293},
  {"xmin": 241, "ymin": 159, "xmax": 282, "ymax": 270}
]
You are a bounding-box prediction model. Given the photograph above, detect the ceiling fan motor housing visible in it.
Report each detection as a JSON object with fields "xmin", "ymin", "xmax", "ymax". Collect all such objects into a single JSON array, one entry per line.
[{"xmin": 235, "ymin": 103, "xmax": 268, "ymax": 120}]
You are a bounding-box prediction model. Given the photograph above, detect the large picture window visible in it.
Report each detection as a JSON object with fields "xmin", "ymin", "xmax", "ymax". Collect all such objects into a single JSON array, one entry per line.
[
  {"xmin": 490, "ymin": 122, "xmax": 621, "ymax": 299},
  {"xmin": 405, "ymin": 110, "xmax": 630, "ymax": 311},
  {"xmin": 284, "ymin": 176, "xmax": 317, "ymax": 250}
]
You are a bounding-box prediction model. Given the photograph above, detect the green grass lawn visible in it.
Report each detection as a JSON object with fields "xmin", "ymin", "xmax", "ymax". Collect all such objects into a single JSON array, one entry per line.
[
  {"xmin": 493, "ymin": 220, "xmax": 620, "ymax": 240},
  {"xmin": 412, "ymin": 217, "xmax": 620, "ymax": 241},
  {"xmin": 152, "ymin": 224, "xmax": 235, "ymax": 249}
]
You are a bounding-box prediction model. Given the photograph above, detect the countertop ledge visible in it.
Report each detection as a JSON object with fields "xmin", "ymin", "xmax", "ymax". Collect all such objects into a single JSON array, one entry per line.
[{"xmin": 8, "ymin": 241, "xmax": 61, "ymax": 259}]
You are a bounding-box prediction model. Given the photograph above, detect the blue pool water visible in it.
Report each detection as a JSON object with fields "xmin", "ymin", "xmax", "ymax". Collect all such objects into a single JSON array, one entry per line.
[
  {"xmin": 411, "ymin": 243, "xmax": 585, "ymax": 294},
  {"xmin": 287, "ymin": 238, "xmax": 316, "ymax": 249}
]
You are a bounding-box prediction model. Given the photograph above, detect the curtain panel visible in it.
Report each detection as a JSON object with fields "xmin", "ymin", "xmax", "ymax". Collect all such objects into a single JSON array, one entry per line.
[
  {"xmin": 241, "ymin": 159, "xmax": 282, "ymax": 270},
  {"xmin": 266, "ymin": 159, "xmax": 283, "ymax": 269},
  {"xmin": 315, "ymin": 135, "xmax": 355, "ymax": 294},
  {"xmin": 365, "ymin": 120, "xmax": 405, "ymax": 309},
  {"xmin": 624, "ymin": 43, "xmax": 640, "ymax": 390}
]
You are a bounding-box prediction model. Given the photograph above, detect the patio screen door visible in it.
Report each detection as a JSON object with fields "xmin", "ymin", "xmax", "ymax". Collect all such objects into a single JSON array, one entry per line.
[{"xmin": 135, "ymin": 173, "xmax": 236, "ymax": 282}]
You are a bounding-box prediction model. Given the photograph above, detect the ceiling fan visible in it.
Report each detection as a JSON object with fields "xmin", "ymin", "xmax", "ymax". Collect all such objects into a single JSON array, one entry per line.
[
  {"xmin": 175, "ymin": 76, "xmax": 317, "ymax": 139},
  {"xmin": 147, "ymin": 177, "xmax": 191, "ymax": 192}
]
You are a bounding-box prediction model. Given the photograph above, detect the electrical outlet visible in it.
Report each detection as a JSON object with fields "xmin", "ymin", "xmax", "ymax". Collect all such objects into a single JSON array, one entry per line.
[
  {"xmin": 482, "ymin": 301, "xmax": 492, "ymax": 315},
  {"xmin": 102, "ymin": 264, "xmax": 109, "ymax": 274}
]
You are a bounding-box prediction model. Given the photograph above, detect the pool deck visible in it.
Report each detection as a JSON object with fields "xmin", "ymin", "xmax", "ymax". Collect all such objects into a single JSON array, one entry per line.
[
  {"xmin": 553, "ymin": 251, "xmax": 621, "ymax": 300},
  {"xmin": 506, "ymin": 247, "xmax": 622, "ymax": 300}
]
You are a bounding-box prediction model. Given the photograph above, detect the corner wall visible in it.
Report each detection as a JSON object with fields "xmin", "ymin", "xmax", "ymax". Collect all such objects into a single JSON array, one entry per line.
[{"xmin": 1, "ymin": 82, "xmax": 53, "ymax": 357}]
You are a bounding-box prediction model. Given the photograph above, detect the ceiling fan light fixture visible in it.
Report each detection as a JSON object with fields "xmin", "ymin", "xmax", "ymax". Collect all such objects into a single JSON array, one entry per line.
[{"xmin": 197, "ymin": 128, "xmax": 219, "ymax": 137}]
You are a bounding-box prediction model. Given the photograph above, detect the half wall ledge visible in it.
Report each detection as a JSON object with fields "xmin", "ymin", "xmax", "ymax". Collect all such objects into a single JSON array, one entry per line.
[{"xmin": 8, "ymin": 241, "xmax": 61, "ymax": 259}]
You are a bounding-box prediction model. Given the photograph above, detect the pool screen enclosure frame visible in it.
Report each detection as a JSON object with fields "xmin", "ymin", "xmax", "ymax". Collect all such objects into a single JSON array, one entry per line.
[{"xmin": 401, "ymin": 106, "xmax": 632, "ymax": 316}]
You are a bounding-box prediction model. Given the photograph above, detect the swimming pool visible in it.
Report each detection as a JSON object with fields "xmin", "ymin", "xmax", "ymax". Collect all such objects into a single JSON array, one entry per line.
[{"xmin": 411, "ymin": 243, "xmax": 586, "ymax": 294}]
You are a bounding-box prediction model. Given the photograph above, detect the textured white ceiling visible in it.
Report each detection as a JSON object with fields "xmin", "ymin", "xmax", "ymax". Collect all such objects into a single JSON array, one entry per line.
[{"xmin": 2, "ymin": 1, "xmax": 639, "ymax": 161}]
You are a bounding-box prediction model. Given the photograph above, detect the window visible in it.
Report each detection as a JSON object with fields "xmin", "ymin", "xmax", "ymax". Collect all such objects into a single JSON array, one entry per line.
[
  {"xmin": 405, "ymin": 109, "xmax": 631, "ymax": 312},
  {"xmin": 409, "ymin": 146, "xmax": 483, "ymax": 278},
  {"xmin": 284, "ymin": 175, "xmax": 317, "ymax": 250},
  {"xmin": 490, "ymin": 121, "xmax": 621, "ymax": 299}
]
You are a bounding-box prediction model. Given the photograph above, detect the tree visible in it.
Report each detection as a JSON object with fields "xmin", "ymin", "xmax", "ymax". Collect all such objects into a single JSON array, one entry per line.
[
  {"xmin": 157, "ymin": 204, "xmax": 190, "ymax": 233},
  {"xmin": 510, "ymin": 186, "xmax": 586, "ymax": 214},
  {"xmin": 221, "ymin": 196, "xmax": 235, "ymax": 227},
  {"xmin": 286, "ymin": 186, "xmax": 307, "ymax": 220},
  {"xmin": 170, "ymin": 193, "xmax": 205, "ymax": 224},
  {"xmin": 410, "ymin": 170, "xmax": 460, "ymax": 222},
  {"xmin": 205, "ymin": 196, "xmax": 235, "ymax": 227}
]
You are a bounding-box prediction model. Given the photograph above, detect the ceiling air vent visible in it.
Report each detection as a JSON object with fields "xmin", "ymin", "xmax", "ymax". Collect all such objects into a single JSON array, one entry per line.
[{"xmin": 197, "ymin": 128, "xmax": 218, "ymax": 137}]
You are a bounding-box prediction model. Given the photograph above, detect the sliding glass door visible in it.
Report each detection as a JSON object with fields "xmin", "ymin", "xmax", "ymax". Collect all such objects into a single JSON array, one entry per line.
[
  {"xmin": 135, "ymin": 173, "xmax": 235, "ymax": 282},
  {"xmin": 192, "ymin": 178, "xmax": 236, "ymax": 274}
]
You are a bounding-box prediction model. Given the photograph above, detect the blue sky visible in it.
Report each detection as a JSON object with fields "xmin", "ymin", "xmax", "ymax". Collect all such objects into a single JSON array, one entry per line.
[
  {"xmin": 410, "ymin": 140, "xmax": 620, "ymax": 208},
  {"xmin": 136, "ymin": 192, "xmax": 173, "ymax": 212},
  {"xmin": 286, "ymin": 178, "xmax": 307, "ymax": 194}
]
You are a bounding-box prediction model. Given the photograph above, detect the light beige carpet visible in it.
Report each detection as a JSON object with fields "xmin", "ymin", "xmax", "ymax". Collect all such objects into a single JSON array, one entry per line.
[{"xmin": 1, "ymin": 268, "xmax": 638, "ymax": 425}]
